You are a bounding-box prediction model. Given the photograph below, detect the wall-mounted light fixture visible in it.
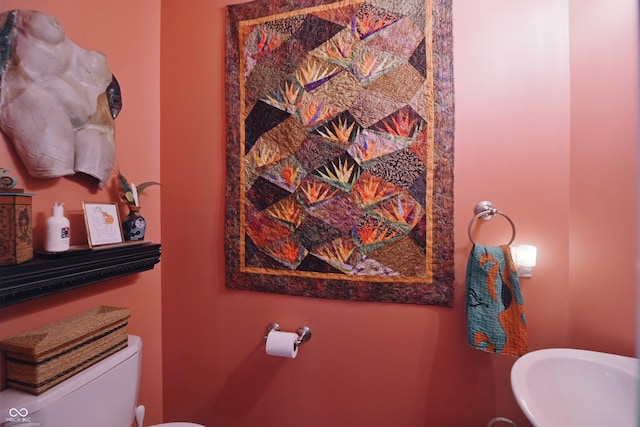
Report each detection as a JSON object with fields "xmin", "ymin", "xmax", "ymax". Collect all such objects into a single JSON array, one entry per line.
[{"xmin": 512, "ymin": 245, "xmax": 537, "ymax": 278}]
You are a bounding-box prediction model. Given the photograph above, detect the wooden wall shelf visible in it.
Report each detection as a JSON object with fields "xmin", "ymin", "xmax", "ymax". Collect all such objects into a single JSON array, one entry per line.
[{"xmin": 0, "ymin": 242, "xmax": 161, "ymax": 308}]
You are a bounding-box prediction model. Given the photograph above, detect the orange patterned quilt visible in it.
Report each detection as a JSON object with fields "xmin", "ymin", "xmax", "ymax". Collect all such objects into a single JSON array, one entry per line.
[{"xmin": 225, "ymin": 0, "xmax": 454, "ymax": 306}]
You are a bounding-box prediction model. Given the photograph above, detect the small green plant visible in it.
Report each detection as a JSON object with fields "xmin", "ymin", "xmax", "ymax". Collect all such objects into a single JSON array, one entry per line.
[{"xmin": 117, "ymin": 171, "xmax": 160, "ymax": 206}]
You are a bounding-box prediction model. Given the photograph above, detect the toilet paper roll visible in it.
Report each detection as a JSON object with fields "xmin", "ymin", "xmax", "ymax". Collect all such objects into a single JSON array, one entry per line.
[{"xmin": 265, "ymin": 330, "xmax": 299, "ymax": 358}]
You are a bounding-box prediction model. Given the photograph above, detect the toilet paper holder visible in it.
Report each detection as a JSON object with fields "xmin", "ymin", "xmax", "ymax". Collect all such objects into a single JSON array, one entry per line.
[{"xmin": 265, "ymin": 323, "xmax": 312, "ymax": 346}]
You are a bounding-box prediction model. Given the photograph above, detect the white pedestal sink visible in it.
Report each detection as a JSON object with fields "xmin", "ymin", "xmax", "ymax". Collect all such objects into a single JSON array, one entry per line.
[{"xmin": 511, "ymin": 348, "xmax": 638, "ymax": 427}]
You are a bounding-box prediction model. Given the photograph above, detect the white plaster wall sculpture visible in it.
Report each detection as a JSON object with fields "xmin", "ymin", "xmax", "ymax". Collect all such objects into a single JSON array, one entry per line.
[{"xmin": 0, "ymin": 10, "xmax": 122, "ymax": 188}]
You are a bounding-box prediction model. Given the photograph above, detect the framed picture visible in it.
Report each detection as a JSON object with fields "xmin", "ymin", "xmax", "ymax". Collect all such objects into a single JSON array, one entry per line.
[{"xmin": 82, "ymin": 202, "xmax": 124, "ymax": 247}]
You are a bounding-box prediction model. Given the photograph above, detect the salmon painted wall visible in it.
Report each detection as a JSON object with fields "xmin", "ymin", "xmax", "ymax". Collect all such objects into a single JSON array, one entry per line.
[
  {"xmin": 160, "ymin": 0, "xmax": 635, "ymax": 426},
  {"xmin": 568, "ymin": 0, "xmax": 638, "ymax": 355},
  {"xmin": 0, "ymin": 1, "xmax": 164, "ymax": 425}
]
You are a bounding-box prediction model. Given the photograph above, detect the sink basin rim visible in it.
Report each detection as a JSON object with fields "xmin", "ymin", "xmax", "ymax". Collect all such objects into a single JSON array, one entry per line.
[{"xmin": 511, "ymin": 347, "xmax": 638, "ymax": 427}]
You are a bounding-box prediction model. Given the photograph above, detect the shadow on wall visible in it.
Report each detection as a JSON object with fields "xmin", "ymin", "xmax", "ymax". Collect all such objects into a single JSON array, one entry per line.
[
  {"xmin": 210, "ymin": 342, "xmax": 286, "ymax": 417},
  {"xmin": 424, "ymin": 292, "xmax": 499, "ymax": 425}
]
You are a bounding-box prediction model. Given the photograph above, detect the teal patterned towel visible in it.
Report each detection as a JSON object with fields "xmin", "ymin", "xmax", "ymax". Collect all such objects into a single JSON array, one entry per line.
[{"xmin": 466, "ymin": 244, "xmax": 527, "ymax": 356}]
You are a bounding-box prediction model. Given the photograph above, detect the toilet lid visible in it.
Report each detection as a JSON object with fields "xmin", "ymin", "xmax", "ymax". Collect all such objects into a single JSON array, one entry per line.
[{"xmin": 148, "ymin": 423, "xmax": 206, "ymax": 427}]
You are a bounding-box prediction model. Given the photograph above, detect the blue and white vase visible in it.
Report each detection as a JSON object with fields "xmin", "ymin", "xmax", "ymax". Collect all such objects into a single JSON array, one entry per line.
[{"xmin": 122, "ymin": 205, "xmax": 146, "ymax": 241}]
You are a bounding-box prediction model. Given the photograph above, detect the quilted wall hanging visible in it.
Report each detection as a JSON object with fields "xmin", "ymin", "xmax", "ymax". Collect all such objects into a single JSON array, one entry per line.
[{"xmin": 225, "ymin": 0, "xmax": 454, "ymax": 306}]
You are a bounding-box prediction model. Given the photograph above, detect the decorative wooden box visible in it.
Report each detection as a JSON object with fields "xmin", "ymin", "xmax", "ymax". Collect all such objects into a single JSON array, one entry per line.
[
  {"xmin": 0, "ymin": 190, "xmax": 34, "ymax": 266},
  {"xmin": 0, "ymin": 306, "xmax": 131, "ymax": 395}
]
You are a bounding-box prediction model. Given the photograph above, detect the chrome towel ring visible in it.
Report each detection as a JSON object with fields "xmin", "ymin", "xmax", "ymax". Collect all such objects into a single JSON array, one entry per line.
[{"xmin": 467, "ymin": 201, "xmax": 516, "ymax": 245}]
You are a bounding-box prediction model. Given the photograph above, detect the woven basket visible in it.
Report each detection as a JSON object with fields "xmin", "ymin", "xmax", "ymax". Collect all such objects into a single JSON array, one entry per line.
[{"xmin": 0, "ymin": 306, "xmax": 130, "ymax": 395}]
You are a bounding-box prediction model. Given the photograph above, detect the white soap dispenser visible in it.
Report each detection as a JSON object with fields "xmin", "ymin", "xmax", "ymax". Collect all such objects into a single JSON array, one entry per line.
[{"xmin": 45, "ymin": 202, "xmax": 70, "ymax": 252}]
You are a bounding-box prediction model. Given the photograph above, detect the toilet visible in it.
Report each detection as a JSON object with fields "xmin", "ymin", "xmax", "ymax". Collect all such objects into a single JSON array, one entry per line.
[{"xmin": 0, "ymin": 335, "xmax": 205, "ymax": 427}]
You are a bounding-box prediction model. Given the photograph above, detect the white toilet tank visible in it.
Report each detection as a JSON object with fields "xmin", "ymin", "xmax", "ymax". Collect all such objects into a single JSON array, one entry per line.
[{"xmin": 0, "ymin": 335, "xmax": 142, "ymax": 427}]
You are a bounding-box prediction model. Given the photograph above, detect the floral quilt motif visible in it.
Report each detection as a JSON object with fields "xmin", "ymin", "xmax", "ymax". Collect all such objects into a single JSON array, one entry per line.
[{"xmin": 226, "ymin": 0, "xmax": 454, "ymax": 306}]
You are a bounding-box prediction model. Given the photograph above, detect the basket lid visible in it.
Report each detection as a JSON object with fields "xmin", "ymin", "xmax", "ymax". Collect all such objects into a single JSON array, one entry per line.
[{"xmin": 0, "ymin": 306, "xmax": 131, "ymax": 356}]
